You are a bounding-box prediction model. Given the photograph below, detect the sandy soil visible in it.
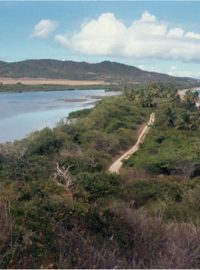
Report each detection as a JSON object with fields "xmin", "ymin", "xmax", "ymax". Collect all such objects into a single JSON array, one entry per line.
[
  {"xmin": 178, "ymin": 89, "xmax": 188, "ymax": 99},
  {"xmin": 0, "ymin": 77, "xmax": 108, "ymax": 86},
  {"xmin": 108, "ymin": 112, "xmax": 155, "ymax": 174},
  {"xmin": 178, "ymin": 87, "xmax": 199, "ymax": 100}
]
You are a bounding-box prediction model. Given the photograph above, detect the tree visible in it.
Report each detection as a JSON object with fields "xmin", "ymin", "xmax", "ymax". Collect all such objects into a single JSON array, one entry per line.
[
  {"xmin": 123, "ymin": 86, "xmax": 136, "ymax": 101},
  {"xmin": 169, "ymin": 161, "xmax": 196, "ymax": 180},
  {"xmin": 51, "ymin": 163, "xmax": 74, "ymax": 191},
  {"xmin": 169, "ymin": 91, "xmax": 181, "ymax": 106},
  {"xmin": 165, "ymin": 107, "xmax": 176, "ymax": 127},
  {"xmin": 176, "ymin": 112, "xmax": 197, "ymax": 130},
  {"xmin": 184, "ymin": 90, "xmax": 199, "ymax": 110},
  {"xmin": 139, "ymin": 93, "xmax": 156, "ymax": 108}
]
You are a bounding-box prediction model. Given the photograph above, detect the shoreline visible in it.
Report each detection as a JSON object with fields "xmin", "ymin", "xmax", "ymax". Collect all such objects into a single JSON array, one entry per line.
[
  {"xmin": 0, "ymin": 83, "xmax": 119, "ymax": 93},
  {"xmin": 0, "ymin": 90, "xmax": 120, "ymax": 143}
]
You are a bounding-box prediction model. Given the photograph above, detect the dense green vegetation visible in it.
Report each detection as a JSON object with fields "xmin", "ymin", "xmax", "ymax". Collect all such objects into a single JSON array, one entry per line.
[
  {"xmin": 122, "ymin": 87, "xmax": 200, "ymax": 223},
  {"xmin": 1, "ymin": 84, "xmax": 200, "ymax": 268},
  {"xmin": 68, "ymin": 108, "xmax": 93, "ymax": 119}
]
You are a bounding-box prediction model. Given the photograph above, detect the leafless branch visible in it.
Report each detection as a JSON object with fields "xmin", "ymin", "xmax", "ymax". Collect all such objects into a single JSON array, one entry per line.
[{"xmin": 51, "ymin": 163, "xmax": 74, "ymax": 191}]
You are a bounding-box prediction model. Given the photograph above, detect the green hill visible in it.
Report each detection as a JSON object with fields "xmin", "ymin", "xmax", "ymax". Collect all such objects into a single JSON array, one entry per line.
[{"xmin": 0, "ymin": 59, "xmax": 198, "ymax": 87}]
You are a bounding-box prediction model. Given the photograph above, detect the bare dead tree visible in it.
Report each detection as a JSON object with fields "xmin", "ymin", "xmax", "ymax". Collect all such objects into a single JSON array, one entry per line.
[
  {"xmin": 51, "ymin": 163, "xmax": 74, "ymax": 191},
  {"xmin": 169, "ymin": 162, "xmax": 196, "ymax": 180}
]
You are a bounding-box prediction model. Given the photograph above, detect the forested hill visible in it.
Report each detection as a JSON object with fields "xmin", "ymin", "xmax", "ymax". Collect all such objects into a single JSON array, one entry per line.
[{"xmin": 0, "ymin": 59, "xmax": 198, "ymax": 86}]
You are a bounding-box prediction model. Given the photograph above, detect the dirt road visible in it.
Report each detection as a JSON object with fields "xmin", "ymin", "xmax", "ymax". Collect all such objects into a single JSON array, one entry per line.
[{"xmin": 108, "ymin": 112, "xmax": 155, "ymax": 174}]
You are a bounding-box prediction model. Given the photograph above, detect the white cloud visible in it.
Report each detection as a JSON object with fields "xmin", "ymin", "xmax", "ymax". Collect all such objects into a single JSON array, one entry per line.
[
  {"xmin": 167, "ymin": 28, "xmax": 184, "ymax": 38},
  {"xmin": 137, "ymin": 64, "xmax": 157, "ymax": 72},
  {"xmin": 55, "ymin": 11, "xmax": 200, "ymax": 63},
  {"xmin": 185, "ymin": 32, "xmax": 200, "ymax": 40},
  {"xmin": 31, "ymin": 19, "xmax": 58, "ymax": 39},
  {"xmin": 137, "ymin": 64, "xmax": 146, "ymax": 70},
  {"xmin": 140, "ymin": 10, "xmax": 156, "ymax": 22},
  {"xmin": 168, "ymin": 67, "xmax": 200, "ymax": 78},
  {"xmin": 55, "ymin": 34, "xmax": 69, "ymax": 47},
  {"xmin": 170, "ymin": 66, "xmax": 176, "ymax": 70}
]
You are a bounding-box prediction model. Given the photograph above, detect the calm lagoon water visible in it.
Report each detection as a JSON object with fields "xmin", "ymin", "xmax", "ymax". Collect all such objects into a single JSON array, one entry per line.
[{"xmin": 0, "ymin": 89, "xmax": 117, "ymax": 143}]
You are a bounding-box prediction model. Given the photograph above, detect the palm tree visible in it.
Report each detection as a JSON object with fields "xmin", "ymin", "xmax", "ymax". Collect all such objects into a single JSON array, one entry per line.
[
  {"xmin": 184, "ymin": 90, "xmax": 200, "ymax": 110},
  {"xmin": 123, "ymin": 86, "xmax": 137, "ymax": 101},
  {"xmin": 169, "ymin": 91, "xmax": 181, "ymax": 105},
  {"xmin": 165, "ymin": 107, "xmax": 176, "ymax": 127},
  {"xmin": 177, "ymin": 112, "xmax": 193, "ymax": 130}
]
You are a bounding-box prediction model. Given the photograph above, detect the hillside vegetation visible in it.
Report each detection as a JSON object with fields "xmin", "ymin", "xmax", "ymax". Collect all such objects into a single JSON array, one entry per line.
[
  {"xmin": 0, "ymin": 59, "xmax": 199, "ymax": 87},
  {"xmin": 1, "ymin": 83, "xmax": 200, "ymax": 268}
]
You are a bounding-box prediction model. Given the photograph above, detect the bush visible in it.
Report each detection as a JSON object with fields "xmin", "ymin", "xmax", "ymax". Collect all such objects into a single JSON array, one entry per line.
[
  {"xmin": 76, "ymin": 172, "xmax": 121, "ymax": 201},
  {"xmin": 68, "ymin": 108, "xmax": 92, "ymax": 119},
  {"xmin": 27, "ymin": 128, "xmax": 65, "ymax": 155},
  {"xmin": 124, "ymin": 180, "xmax": 184, "ymax": 207},
  {"xmin": 59, "ymin": 150, "xmax": 105, "ymax": 174}
]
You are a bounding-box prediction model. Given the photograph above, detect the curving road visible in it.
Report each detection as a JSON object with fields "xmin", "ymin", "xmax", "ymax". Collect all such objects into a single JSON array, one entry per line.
[{"xmin": 108, "ymin": 112, "xmax": 155, "ymax": 174}]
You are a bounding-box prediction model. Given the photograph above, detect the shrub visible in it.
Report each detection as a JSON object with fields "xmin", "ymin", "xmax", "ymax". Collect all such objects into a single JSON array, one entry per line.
[
  {"xmin": 27, "ymin": 128, "xmax": 65, "ymax": 155},
  {"xmin": 124, "ymin": 180, "xmax": 184, "ymax": 207},
  {"xmin": 76, "ymin": 172, "xmax": 121, "ymax": 201},
  {"xmin": 68, "ymin": 108, "xmax": 92, "ymax": 119}
]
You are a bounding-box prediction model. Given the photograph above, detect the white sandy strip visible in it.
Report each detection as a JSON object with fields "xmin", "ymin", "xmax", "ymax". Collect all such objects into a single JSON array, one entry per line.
[
  {"xmin": 108, "ymin": 112, "xmax": 155, "ymax": 174},
  {"xmin": 0, "ymin": 77, "xmax": 108, "ymax": 86}
]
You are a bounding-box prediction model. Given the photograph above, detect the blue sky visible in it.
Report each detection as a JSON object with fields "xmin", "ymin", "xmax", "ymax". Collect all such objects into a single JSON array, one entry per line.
[{"xmin": 1, "ymin": 1, "xmax": 200, "ymax": 78}]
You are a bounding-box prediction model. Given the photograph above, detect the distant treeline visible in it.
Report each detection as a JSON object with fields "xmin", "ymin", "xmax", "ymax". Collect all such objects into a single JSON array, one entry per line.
[{"xmin": 0, "ymin": 82, "xmax": 120, "ymax": 92}]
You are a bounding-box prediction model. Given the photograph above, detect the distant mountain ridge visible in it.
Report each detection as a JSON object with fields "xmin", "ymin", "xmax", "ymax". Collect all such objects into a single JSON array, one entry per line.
[{"xmin": 0, "ymin": 59, "xmax": 198, "ymax": 87}]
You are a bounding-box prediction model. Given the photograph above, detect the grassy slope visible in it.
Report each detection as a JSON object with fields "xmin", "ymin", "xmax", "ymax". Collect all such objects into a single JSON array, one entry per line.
[{"xmin": 1, "ymin": 87, "xmax": 200, "ymax": 268}]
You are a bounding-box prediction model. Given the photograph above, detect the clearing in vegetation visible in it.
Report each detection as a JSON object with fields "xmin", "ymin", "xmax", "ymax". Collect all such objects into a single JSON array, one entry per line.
[{"xmin": 108, "ymin": 112, "xmax": 155, "ymax": 173}]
